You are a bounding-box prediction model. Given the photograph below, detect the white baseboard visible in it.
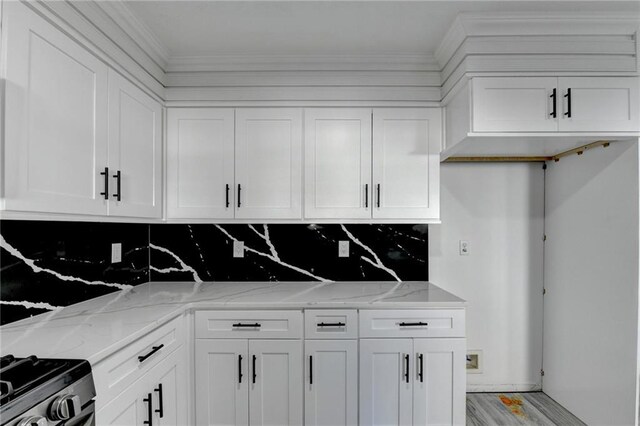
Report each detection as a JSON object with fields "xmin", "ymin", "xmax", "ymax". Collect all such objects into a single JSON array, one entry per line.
[{"xmin": 467, "ymin": 383, "xmax": 542, "ymax": 393}]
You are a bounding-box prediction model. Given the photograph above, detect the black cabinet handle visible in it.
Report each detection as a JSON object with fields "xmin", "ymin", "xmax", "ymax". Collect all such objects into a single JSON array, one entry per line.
[
  {"xmin": 154, "ymin": 383, "xmax": 164, "ymax": 418},
  {"xmin": 564, "ymin": 88, "xmax": 572, "ymax": 118},
  {"xmin": 399, "ymin": 322, "xmax": 428, "ymax": 327},
  {"xmin": 404, "ymin": 354, "xmax": 410, "ymax": 383},
  {"xmin": 550, "ymin": 88, "xmax": 557, "ymax": 118},
  {"xmin": 418, "ymin": 354, "xmax": 424, "ymax": 383},
  {"xmin": 365, "ymin": 184, "xmax": 369, "ymax": 208},
  {"xmin": 143, "ymin": 393, "xmax": 153, "ymax": 426},
  {"xmin": 238, "ymin": 354, "xmax": 243, "ymax": 383},
  {"xmin": 138, "ymin": 344, "xmax": 164, "ymax": 363},
  {"xmin": 376, "ymin": 184, "xmax": 381, "ymax": 208},
  {"xmin": 237, "ymin": 184, "xmax": 242, "ymax": 208},
  {"xmin": 226, "ymin": 184, "xmax": 230, "ymax": 208},
  {"xmin": 309, "ymin": 355, "xmax": 313, "ymax": 385},
  {"xmin": 252, "ymin": 355, "xmax": 257, "ymax": 384},
  {"xmin": 112, "ymin": 170, "xmax": 121, "ymax": 201},
  {"xmin": 232, "ymin": 323, "xmax": 261, "ymax": 328},
  {"xmin": 317, "ymin": 322, "xmax": 346, "ymax": 327},
  {"xmin": 100, "ymin": 167, "xmax": 109, "ymax": 200}
]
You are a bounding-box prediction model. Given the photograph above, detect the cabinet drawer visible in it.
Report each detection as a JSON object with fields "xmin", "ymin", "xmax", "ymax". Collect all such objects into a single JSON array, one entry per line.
[
  {"xmin": 195, "ymin": 310, "xmax": 303, "ymax": 339},
  {"xmin": 304, "ymin": 309, "xmax": 358, "ymax": 339},
  {"xmin": 93, "ymin": 315, "xmax": 185, "ymax": 407},
  {"xmin": 359, "ymin": 309, "xmax": 465, "ymax": 338}
]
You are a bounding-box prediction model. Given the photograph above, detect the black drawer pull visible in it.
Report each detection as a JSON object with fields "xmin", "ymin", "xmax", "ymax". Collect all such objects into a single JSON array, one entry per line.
[
  {"xmin": 418, "ymin": 353, "xmax": 424, "ymax": 383},
  {"xmin": 226, "ymin": 184, "xmax": 230, "ymax": 208},
  {"xmin": 232, "ymin": 323, "xmax": 261, "ymax": 328},
  {"xmin": 112, "ymin": 170, "xmax": 121, "ymax": 201},
  {"xmin": 138, "ymin": 344, "xmax": 164, "ymax": 363},
  {"xmin": 404, "ymin": 354, "xmax": 410, "ymax": 383},
  {"xmin": 143, "ymin": 393, "xmax": 153, "ymax": 426},
  {"xmin": 238, "ymin": 354, "xmax": 243, "ymax": 383},
  {"xmin": 309, "ymin": 355, "xmax": 313, "ymax": 385},
  {"xmin": 549, "ymin": 88, "xmax": 557, "ymax": 118},
  {"xmin": 317, "ymin": 322, "xmax": 346, "ymax": 327},
  {"xmin": 252, "ymin": 355, "xmax": 257, "ymax": 384},
  {"xmin": 399, "ymin": 322, "xmax": 428, "ymax": 327},
  {"xmin": 376, "ymin": 184, "xmax": 381, "ymax": 208},
  {"xmin": 364, "ymin": 184, "xmax": 369, "ymax": 208},
  {"xmin": 564, "ymin": 88, "xmax": 572, "ymax": 118},
  {"xmin": 100, "ymin": 167, "xmax": 109, "ymax": 200},
  {"xmin": 237, "ymin": 184, "xmax": 242, "ymax": 208},
  {"xmin": 154, "ymin": 383, "xmax": 164, "ymax": 418}
]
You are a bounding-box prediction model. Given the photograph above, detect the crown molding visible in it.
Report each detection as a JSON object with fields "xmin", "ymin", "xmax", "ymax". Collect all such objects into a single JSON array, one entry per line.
[
  {"xmin": 166, "ymin": 54, "xmax": 440, "ymax": 73},
  {"xmin": 435, "ymin": 12, "xmax": 640, "ymax": 69},
  {"xmin": 92, "ymin": 0, "xmax": 170, "ymax": 70}
]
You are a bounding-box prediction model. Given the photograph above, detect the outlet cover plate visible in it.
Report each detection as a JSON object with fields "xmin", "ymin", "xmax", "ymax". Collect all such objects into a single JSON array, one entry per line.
[
  {"xmin": 338, "ymin": 241, "xmax": 349, "ymax": 257},
  {"xmin": 111, "ymin": 243, "xmax": 122, "ymax": 264},
  {"xmin": 233, "ymin": 241, "xmax": 245, "ymax": 258}
]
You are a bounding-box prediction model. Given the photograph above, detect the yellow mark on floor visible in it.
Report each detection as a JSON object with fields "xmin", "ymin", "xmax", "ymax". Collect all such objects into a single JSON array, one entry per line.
[{"xmin": 499, "ymin": 394, "xmax": 527, "ymax": 418}]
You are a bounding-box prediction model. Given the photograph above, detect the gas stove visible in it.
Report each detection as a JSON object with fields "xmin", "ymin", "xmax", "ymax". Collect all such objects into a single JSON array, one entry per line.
[{"xmin": 0, "ymin": 355, "xmax": 95, "ymax": 426}]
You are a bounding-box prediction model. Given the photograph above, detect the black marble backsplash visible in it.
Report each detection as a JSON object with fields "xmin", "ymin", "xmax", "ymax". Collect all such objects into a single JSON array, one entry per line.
[{"xmin": 0, "ymin": 221, "xmax": 428, "ymax": 325}]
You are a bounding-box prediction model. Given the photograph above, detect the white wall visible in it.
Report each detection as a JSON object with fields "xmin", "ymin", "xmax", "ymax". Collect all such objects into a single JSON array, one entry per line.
[
  {"xmin": 543, "ymin": 140, "xmax": 640, "ymax": 426},
  {"xmin": 429, "ymin": 162, "xmax": 545, "ymax": 392}
]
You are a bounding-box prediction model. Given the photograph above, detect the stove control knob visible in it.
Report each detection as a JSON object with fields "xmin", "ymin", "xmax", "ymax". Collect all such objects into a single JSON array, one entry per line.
[
  {"xmin": 16, "ymin": 416, "xmax": 47, "ymax": 426},
  {"xmin": 48, "ymin": 394, "xmax": 81, "ymax": 421}
]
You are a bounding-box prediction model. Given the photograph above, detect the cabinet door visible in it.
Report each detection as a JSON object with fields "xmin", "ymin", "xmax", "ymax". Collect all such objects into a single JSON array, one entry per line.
[
  {"xmin": 305, "ymin": 340, "xmax": 358, "ymax": 426},
  {"xmin": 235, "ymin": 109, "xmax": 302, "ymax": 219},
  {"xmin": 166, "ymin": 108, "xmax": 235, "ymax": 219},
  {"xmin": 3, "ymin": 2, "xmax": 108, "ymax": 215},
  {"xmin": 195, "ymin": 340, "xmax": 249, "ymax": 426},
  {"xmin": 97, "ymin": 375, "xmax": 149, "ymax": 426},
  {"xmin": 472, "ymin": 77, "xmax": 558, "ymax": 132},
  {"xmin": 413, "ymin": 339, "xmax": 466, "ymax": 426},
  {"xmin": 372, "ymin": 109, "xmax": 441, "ymax": 219},
  {"xmin": 360, "ymin": 339, "xmax": 413, "ymax": 426},
  {"xmin": 249, "ymin": 340, "xmax": 303, "ymax": 426},
  {"xmin": 107, "ymin": 69, "xmax": 162, "ymax": 218},
  {"xmin": 148, "ymin": 346, "xmax": 189, "ymax": 426},
  {"xmin": 558, "ymin": 77, "xmax": 640, "ymax": 132},
  {"xmin": 305, "ymin": 109, "xmax": 372, "ymax": 219}
]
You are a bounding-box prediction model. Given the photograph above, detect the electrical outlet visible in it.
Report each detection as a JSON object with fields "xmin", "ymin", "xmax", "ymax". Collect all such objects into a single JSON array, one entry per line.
[
  {"xmin": 459, "ymin": 240, "xmax": 470, "ymax": 256},
  {"xmin": 233, "ymin": 241, "xmax": 245, "ymax": 258},
  {"xmin": 338, "ymin": 241, "xmax": 349, "ymax": 257},
  {"xmin": 466, "ymin": 350, "xmax": 483, "ymax": 374},
  {"xmin": 111, "ymin": 243, "xmax": 122, "ymax": 264}
]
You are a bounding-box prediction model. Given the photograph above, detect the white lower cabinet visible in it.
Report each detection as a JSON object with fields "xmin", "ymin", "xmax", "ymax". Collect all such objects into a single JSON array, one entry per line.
[
  {"xmin": 360, "ymin": 338, "xmax": 466, "ymax": 426},
  {"xmin": 195, "ymin": 339, "xmax": 303, "ymax": 426},
  {"xmin": 98, "ymin": 346, "xmax": 188, "ymax": 426},
  {"xmin": 304, "ymin": 340, "xmax": 358, "ymax": 426}
]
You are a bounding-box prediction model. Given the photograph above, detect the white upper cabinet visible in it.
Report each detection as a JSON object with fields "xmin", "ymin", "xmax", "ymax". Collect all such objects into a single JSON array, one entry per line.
[
  {"xmin": 304, "ymin": 109, "xmax": 372, "ymax": 219},
  {"xmin": 373, "ymin": 109, "xmax": 441, "ymax": 219},
  {"xmin": 558, "ymin": 77, "xmax": 640, "ymax": 132},
  {"xmin": 166, "ymin": 109, "xmax": 235, "ymax": 219},
  {"xmin": 472, "ymin": 77, "xmax": 559, "ymax": 132},
  {"xmin": 3, "ymin": 2, "xmax": 108, "ymax": 215},
  {"xmin": 107, "ymin": 70, "xmax": 163, "ymax": 218},
  {"xmin": 235, "ymin": 109, "xmax": 302, "ymax": 219}
]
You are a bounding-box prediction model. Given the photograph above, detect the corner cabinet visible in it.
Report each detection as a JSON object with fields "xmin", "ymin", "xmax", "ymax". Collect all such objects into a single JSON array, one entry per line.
[{"xmin": 2, "ymin": 1, "xmax": 163, "ymax": 218}]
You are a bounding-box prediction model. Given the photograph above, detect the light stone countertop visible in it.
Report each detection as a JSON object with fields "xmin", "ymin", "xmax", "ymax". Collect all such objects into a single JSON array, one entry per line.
[{"xmin": 0, "ymin": 281, "xmax": 465, "ymax": 365}]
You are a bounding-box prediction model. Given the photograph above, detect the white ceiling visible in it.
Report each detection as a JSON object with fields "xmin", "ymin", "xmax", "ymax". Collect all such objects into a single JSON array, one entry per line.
[{"xmin": 123, "ymin": 1, "xmax": 640, "ymax": 60}]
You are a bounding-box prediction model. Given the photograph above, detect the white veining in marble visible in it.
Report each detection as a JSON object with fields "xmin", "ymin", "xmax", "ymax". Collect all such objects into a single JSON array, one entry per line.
[
  {"xmin": 149, "ymin": 243, "xmax": 203, "ymax": 282},
  {"xmin": 340, "ymin": 225, "xmax": 401, "ymax": 281},
  {"xmin": 0, "ymin": 235, "xmax": 132, "ymax": 290},
  {"xmin": 0, "ymin": 281, "xmax": 464, "ymax": 365},
  {"xmin": 215, "ymin": 225, "xmax": 333, "ymax": 282}
]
